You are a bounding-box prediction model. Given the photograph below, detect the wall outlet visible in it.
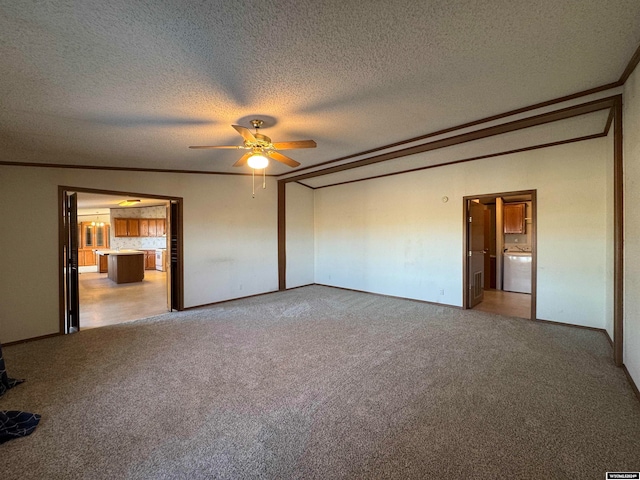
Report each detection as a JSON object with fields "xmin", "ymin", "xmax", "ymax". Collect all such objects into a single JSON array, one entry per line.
[{"xmin": 439, "ymin": 289, "xmax": 445, "ymax": 295}]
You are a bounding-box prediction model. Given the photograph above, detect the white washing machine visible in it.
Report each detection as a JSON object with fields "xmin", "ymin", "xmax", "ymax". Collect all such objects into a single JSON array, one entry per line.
[{"xmin": 503, "ymin": 252, "xmax": 532, "ymax": 294}]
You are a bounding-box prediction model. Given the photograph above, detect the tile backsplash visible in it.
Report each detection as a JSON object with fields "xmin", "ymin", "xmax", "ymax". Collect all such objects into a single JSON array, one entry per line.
[{"xmin": 110, "ymin": 206, "xmax": 167, "ymax": 250}]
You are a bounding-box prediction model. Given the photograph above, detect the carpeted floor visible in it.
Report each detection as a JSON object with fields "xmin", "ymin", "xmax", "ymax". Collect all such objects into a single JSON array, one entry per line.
[{"xmin": 1, "ymin": 285, "xmax": 639, "ymax": 479}]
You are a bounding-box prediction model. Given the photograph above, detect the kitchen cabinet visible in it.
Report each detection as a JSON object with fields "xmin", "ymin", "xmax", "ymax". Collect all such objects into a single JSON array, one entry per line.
[
  {"xmin": 114, "ymin": 218, "xmax": 165, "ymax": 237},
  {"xmin": 78, "ymin": 222, "xmax": 109, "ymax": 266},
  {"xmin": 139, "ymin": 219, "xmax": 158, "ymax": 237},
  {"xmin": 98, "ymin": 253, "xmax": 109, "ymax": 273},
  {"xmin": 108, "ymin": 252, "xmax": 145, "ymax": 284},
  {"xmin": 503, "ymin": 203, "xmax": 525, "ymax": 234},
  {"xmin": 80, "ymin": 222, "xmax": 110, "ymax": 249},
  {"xmin": 127, "ymin": 219, "xmax": 140, "ymax": 237},
  {"xmin": 144, "ymin": 250, "xmax": 156, "ymax": 270},
  {"xmin": 114, "ymin": 218, "xmax": 128, "ymax": 237},
  {"xmin": 148, "ymin": 219, "xmax": 157, "ymax": 237},
  {"xmin": 78, "ymin": 249, "xmax": 96, "ymax": 267},
  {"xmin": 156, "ymin": 219, "xmax": 165, "ymax": 236}
]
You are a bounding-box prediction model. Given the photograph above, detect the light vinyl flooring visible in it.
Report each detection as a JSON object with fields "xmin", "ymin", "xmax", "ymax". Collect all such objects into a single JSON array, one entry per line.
[
  {"xmin": 79, "ymin": 270, "xmax": 168, "ymax": 329},
  {"xmin": 472, "ymin": 288, "xmax": 531, "ymax": 318}
]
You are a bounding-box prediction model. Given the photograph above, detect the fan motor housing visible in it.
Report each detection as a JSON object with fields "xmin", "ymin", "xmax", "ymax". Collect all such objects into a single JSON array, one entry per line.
[{"xmin": 253, "ymin": 133, "xmax": 272, "ymax": 145}]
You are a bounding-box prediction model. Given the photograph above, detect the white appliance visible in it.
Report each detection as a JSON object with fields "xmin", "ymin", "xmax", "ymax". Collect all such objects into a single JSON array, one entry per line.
[
  {"xmin": 503, "ymin": 252, "xmax": 532, "ymax": 294},
  {"xmin": 155, "ymin": 248, "xmax": 166, "ymax": 272}
]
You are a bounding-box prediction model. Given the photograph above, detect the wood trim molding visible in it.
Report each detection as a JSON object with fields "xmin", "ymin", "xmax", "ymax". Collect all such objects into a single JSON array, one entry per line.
[
  {"xmin": 59, "ymin": 185, "xmax": 181, "ymax": 202},
  {"xmin": 314, "ymin": 283, "xmax": 464, "ymax": 309},
  {"xmin": 283, "ymin": 96, "xmax": 616, "ymax": 184},
  {"xmin": 530, "ymin": 190, "xmax": 538, "ymax": 322},
  {"xmin": 604, "ymin": 107, "xmax": 615, "ymax": 135},
  {"xmin": 613, "ymin": 95, "xmax": 624, "ymax": 367},
  {"xmin": 278, "ymin": 181, "xmax": 286, "ymax": 291},
  {"xmin": 622, "ymin": 365, "xmax": 640, "ymax": 404},
  {"xmin": 534, "ymin": 318, "xmax": 610, "ymax": 334},
  {"xmin": 462, "ymin": 198, "xmax": 468, "ymax": 310},
  {"xmin": 183, "ymin": 289, "xmax": 280, "ymax": 310},
  {"xmin": 176, "ymin": 199, "xmax": 185, "ymax": 311},
  {"xmin": 619, "ymin": 42, "xmax": 640, "ymax": 85},
  {"xmin": 604, "ymin": 330, "xmax": 614, "ymax": 348},
  {"xmin": 0, "ymin": 161, "xmax": 275, "ymax": 177},
  {"xmin": 3, "ymin": 332, "xmax": 62, "ymax": 347},
  {"xmin": 58, "ymin": 186, "xmax": 66, "ymax": 335},
  {"xmin": 310, "ymin": 133, "xmax": 606, "ymax": 190},
  {"xmin": 278, "ymin": 41, "xmax": 639, "ymax": 181},
  {"xmin": 278, "ymin": 84, "xmax": 620, "ymax": 178}
]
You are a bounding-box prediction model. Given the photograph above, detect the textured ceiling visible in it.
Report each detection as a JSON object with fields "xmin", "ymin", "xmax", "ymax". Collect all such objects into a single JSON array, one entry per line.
[{"xmin": 1, "ymin": 0, "xmax": 639, "ymax": 176}]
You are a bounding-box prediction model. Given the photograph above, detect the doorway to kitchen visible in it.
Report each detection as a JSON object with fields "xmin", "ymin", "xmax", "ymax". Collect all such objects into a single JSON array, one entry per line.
[
  {"xmin": 463, "ymin": 190, "xmax": 536, "ymax": 320},
  {"xmin": 59, "ymin": 187, "xmax": 184, "ymax": 333}
]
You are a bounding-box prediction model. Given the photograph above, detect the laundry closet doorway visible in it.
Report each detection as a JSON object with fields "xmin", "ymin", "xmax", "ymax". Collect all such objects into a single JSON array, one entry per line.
[{"xmin": 463, "ymin": 190, "xmax": 536, "ymax": 320}]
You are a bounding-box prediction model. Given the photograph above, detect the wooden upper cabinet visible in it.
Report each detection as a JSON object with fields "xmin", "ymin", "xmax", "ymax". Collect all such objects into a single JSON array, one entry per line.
[
  {"xmin": 127, "ymin": 219, "xmax": 140, "ymax": 237},
  {"xmin": 81, "ymin": 222, "xmax": 95, "ymax": 248},
  {"xmin": 139, "ymin": 219, "xmax": 149, "ymax": 237},
  {"xmin": 96, "ymin": 224, "xmax": 109, "ymax": 248},
  {"xmin": 113, "ymin": 217, "xmax": 165, "ymax": 237},
  {"xmin": 503, "ymin": 203, "xmax": 526, "ymax": 234},
  {"xmin": 114, "ymin": 218, "xmax": 128, "ymax": 237},
  {"xmin": 80, "ymin": 222, "xmax": 110, "ymax": 249},
  {"xmin": 148, "ymin": 219, "xmax": 157, "ymax": 237}
]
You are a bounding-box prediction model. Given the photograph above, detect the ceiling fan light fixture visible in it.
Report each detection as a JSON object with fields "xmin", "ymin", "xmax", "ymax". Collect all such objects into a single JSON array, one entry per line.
[{"xmin": 247, "ymin": 153, "xmax": 269, "ymax": 170}]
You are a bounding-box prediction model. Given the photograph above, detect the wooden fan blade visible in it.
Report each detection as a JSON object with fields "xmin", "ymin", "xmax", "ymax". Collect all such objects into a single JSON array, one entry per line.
[
  {"xmin": 232, "ymin": 125, "xmax": 257, "ymax": 143},
  {"xmin": 188, "ymin": 145, "xmax": 240, "ymax": 149},
  {"xmin": 268, "ymin": 151, "xmax": 300, "ymax": 168},
  {"xmin": 271, "ymin": 140, "xmax": 317, "ymax": 150},
  {"xmin": 233, "ymin": 152, "xmax": 252, "ymax": 167}
]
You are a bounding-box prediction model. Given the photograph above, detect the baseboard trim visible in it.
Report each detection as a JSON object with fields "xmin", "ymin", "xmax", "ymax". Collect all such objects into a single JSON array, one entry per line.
[
  {"xmin": 183, "ymin": 289, "xmax": 280, "ymax": 311},
  {"xmin": 604, "ymin": 330, "xmax": 614, "ymax": 348},
  {"xmin": 285, "ymin": 283, "xmax": 316, "ymax": 291},
  {"xmin": 312, "ymin": 283, "xmax": 463, "ymax": 310},
  {"xmin": 534, "ymin": 317, "xmax": 608, "ymax": 334},
  {"xmin": 622, "ymin": 365, "xmax": 640, "ymax": 404},
  {"xmin": 3, "ymin": 332, "xmax": 62, "ymax": 347}
]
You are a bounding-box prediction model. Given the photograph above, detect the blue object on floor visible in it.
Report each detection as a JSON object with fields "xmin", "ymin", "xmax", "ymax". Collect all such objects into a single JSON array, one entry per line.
[{"xmin": 0, "ymin": 343, "xmax": 41, "ymax": 444}]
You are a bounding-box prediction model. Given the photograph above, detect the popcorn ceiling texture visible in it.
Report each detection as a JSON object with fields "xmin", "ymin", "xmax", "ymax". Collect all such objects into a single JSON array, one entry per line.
[{"xmin": 0, "ymin": 0, "xmax": 639, "ymax": 175}]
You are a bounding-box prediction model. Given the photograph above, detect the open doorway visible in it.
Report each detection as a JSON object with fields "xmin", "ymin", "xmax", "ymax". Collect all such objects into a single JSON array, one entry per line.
[
  {"xmin": 59, "ymin": 187, "xmax": 184, "ymax": 333},
  {"xmin": 463, "ymin": 190, "xmax": 536, "ymax": 320}
]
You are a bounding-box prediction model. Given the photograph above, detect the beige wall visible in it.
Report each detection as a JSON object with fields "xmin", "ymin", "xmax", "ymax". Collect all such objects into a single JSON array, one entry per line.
[
  {"xmin": 285, "ymin": 182, "xmax": 315, "ymax": 288},
  {"xmin": 624, "ymin": 65, "xmax": 640, "ymax": 386},
  {"xmin": 314, "ymin": 136, "xmax": 613, "ymax": 329},
  {"xmin": 0, "ymin": 166, "xmax": 278, "ymax": 343}
]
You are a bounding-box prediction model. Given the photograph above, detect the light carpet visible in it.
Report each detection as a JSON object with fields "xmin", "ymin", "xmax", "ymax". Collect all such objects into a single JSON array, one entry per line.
[{"xmin": 1, "ymin": 285, "xmax": 639, "ymax": 479}]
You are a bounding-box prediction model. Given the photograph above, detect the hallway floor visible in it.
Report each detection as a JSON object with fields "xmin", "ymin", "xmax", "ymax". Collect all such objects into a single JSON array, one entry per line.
[
  {"xmin": 472, "ymin": 288, "xmax": 531, "ymax": 319},
  {"xmin": 79, "ymin": 270, "xmax": 168, "ymax": 329}
]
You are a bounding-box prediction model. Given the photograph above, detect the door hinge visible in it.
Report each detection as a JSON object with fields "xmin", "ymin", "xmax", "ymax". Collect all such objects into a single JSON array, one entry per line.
[
  {"xmin": 468, "ymin": 251, "xmax": 472, "ymax": 257},
  {"xmin": 468, "ymin": 216, "xmax": 472, "ymax": 223}
]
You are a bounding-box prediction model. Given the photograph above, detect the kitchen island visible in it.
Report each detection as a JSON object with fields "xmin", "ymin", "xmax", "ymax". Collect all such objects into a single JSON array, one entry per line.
[{"xmin": 96, "ymin": 250, "xmax": 145, "ymax": 284}]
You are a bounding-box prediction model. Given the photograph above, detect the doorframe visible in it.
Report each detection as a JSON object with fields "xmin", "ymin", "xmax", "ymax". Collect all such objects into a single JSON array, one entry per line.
[
  {"xmin": 462, "ymin": 189, "xmax": 537, "ymax": 321},
  {"xmin": 57, "ymin": 186, "xmax": 185, "ymax": 334}
]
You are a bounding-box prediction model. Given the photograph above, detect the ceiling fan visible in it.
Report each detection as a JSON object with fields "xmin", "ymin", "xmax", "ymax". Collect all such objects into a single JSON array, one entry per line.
[{"xmin": 189, "ymin": 119, "xmax": 316, "ymax": 169}]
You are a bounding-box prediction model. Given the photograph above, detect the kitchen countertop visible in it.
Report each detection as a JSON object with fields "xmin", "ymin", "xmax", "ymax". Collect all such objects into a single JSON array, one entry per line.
[{"xmin": 95, "ymin": 249, "xmax": 144, "ymax": 256}]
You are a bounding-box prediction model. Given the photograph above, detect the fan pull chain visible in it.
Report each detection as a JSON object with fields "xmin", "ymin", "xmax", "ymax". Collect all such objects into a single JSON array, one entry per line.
[
  {"xmin": 263, "ymin": 168, "xmax": 266, "ymax": 189},
  {"xmin": 252, "ymin": 168, "xmax": 255, "ymax": 198}
]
